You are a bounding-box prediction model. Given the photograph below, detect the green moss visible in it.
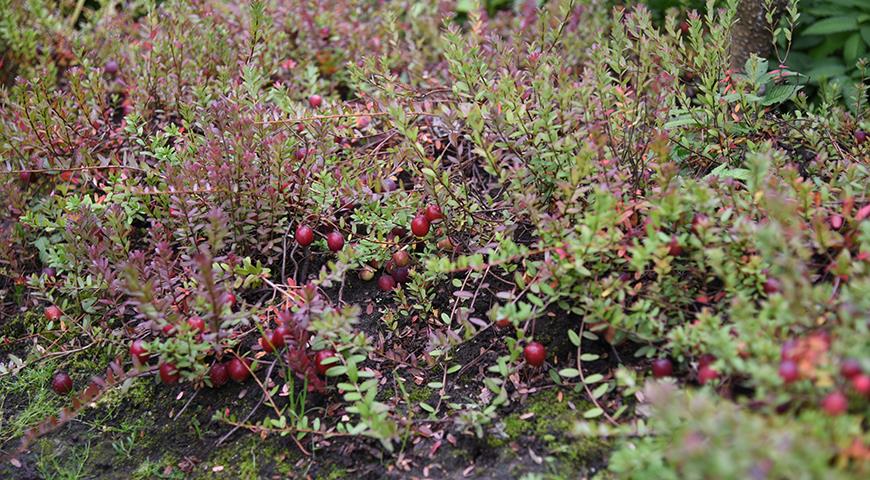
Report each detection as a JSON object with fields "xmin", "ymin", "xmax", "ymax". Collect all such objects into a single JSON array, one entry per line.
[
  {"xmin": 489, "ymin": 389, "xmax": 612, "ymax": 474},
  {"xmin": 319, "ymin": 464, "xmax": 348, "ymax": 480},
  {"xmin": 198, "ymin": 433, "xmax": 299, "ymax": 479}
]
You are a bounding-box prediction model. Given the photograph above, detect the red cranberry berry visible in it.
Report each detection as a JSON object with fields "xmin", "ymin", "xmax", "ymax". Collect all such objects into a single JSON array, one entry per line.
[
  {"xmin": 392, "ymin": 266, "xmax": 410, "ymax": 284},
  {"xmin": 187, "ymin": 316, "xmax": 206, "ymax": 333},
  {"xmin": 763, "ymin": 277, "xmax": 782, "ymax": 294},
  {"xmin": 821, "ymin": 390, "xmax": 848, "ymax": 416},
  {"xmin": 698, "ymin": 364, "xmax": 719, "ymax": 384},
  {"xmin": 679, "ymin": 20, "xmax": 690, "ymax": 34},
  {"xmin": 104, "ymin": 60, "xmax": 119, "ymax": 75},
  {"xmin": 295, "ymin": 225, "xmax": 315, "ymax": 247},
  {"xmin": 855, "ymin": 130, "xmax": 867, "ymax": 145},
  {"xmin": 315, "ymin": 350, "xmax": 336, "ymax": 376},
  {"xmin": 326, "ymin": 231, "xmax": 344, "ymax": 252},
  {"xmin": 227, "ymin": 358, "xmax": 251, "ymax": 383},
  {"xmin": 840, "ymin": 359, "xmax": 862, "ymax": 379},
  {"xmin": 778, "ymin": 360, "xmax": 799, "ymax": 383},
  {"xmin": 523, "ymin": 342, "xmax": 546, "ymax": 367},
  {"xmin": 698, "ymin": 354, "xmax": 716, "ymax": 367},
  {"xmin": 260, "ymin": 334, "xmax": 277, "ymax": 353},
  {"xmin": 308, "ymin": 94, "xmax": 322, "ymax": 108},
  {"xmin": 44, "ymin": 305, "xmax": 62, "ymax": 321},
  {"xmin": 51, "ymin": 372, "xmax": 73, "ymax": 395},
  {"xmin": 130, "ymin": 339, "xmax": 150, "ymax": 364},
  {"xmin": 424, "ymin": 204, "xmax": 444, "ymax": 223},
  {"xmin": 272, "ymin": 326, "xmax": 289, "ymax": 348},
  {"xmin": 223, "ymin": 293, "xmax": 237, "ymax": 308},
  {"xmin": 159, "ymin": 363, "xmax": 179, "ymax": 384},
  {"xmin": 411, "ymin": 215, "xmax": 430, "ymax": 237},
  {"xmin": 651, "ymin": 358, "xmax": 674, "ymax": 378},
  {"xmin": 209, "ymin": 363, "xmax": 229, "ymax": 388},
  {"xmin": 378, "ymin": 274, "xmax": 396, "ymax": 291},
  {"xmin": 851, "ymin": 374, "xmax": 870, "ymax": 396},
  {"xmin": 667, "ymin": 236, "xmax": 683, "ymax": 256}
]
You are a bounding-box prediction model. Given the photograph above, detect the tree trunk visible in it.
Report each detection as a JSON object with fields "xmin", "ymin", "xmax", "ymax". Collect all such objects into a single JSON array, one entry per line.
[{"xmin": 730, "ymin": 0, "xmax": 785, "ymax": 71}]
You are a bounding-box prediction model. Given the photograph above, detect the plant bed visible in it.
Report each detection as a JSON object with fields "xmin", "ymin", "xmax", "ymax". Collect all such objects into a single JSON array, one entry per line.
[{"xmin": 1, "ymin": 1, "xmax": 868, "ymax": 479}]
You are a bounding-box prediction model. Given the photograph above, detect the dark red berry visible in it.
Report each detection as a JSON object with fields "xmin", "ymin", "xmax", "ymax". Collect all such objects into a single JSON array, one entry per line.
[
  {"xmin": 209, "ymin": 363, "xmax": 229, "ymax": 388},
  {"xmin": 680, "ymin": 20, "xmax": 690, "ymax": 34},
  {"xmin": 104, "ymin": 60, "xmax": 119, "ymax": 75},
  {"xmin": 840, "ymin": 359, "xmax": 862, "ymax": 379},
  {"xmin": 227, "ymin": 358, "xmax": 251, "ymax": 383},
  {"xmin": 326, "ymin": 231, "xmax": 344, "ymax": 252},
  {"xmin": 378, "ymin": 274, "xmax": 396, "ymax": 291},
  {"xmin": 19, "ymin": 171, "xmax": 32, "ymax": 183},
  {"xmin": 424, "ymin": 204, "xmax": 444, "ymax": 223},
  {"xmin": 392, "ymin": 250, "xmax": 410, "ymax": 268},
  {"xmin": 763, "ymin": 278, "xmax": 782, "ymax": 294},
  {"xmin": 698, "ymin": 354, "xmax": 716, "ymax": 367},
  {"xmin": 162, "ymin": 324, "xmax": 176, "ymax": 336},
  {"xmin": 392, "ymin": 266, "xmax": 410, "ymax": 284},
  {"xmin": 651, "ymin": 358, "xmax": 674, "ymax": 378},
  {"xmin": 272, "ymin": 326, "xmax": 289, "ymax": 348},
  {"xmin": 51, "ymin": 372, "xmax": 73, "ymax": 395},
  {"xmin": 495, "ymin": 316, "xmax": 511, "ymax": 328},
  {"xmin": 260, "ymin": 334, "xmax": 276, "ymax": 353},
  {"xmin": 130, "ymin": 339, "xmax": 149, "ymax": 364},
  {"xmin": 856, "ymin": 130, "xmax": 867, "ymax": 145},
  {"xmin": 315, "ymin": 350, "xmax": 336, "ymax": 376},
  {"xmin": 187, "ymin": 316, "xmax": 206, "ymax": 333},
  {"xmin": 778, "ymin": 360, "xmax": 799, "ymax": 383},
  {"xmin": 821, "ymin": 390, "xmax": 847, "ymax": 416},
  {"xmin": 295, "ymin": 225, "xmax": 315, "ymax": 246},
  {"xmin": 44, "ymin": 305, "xmax": 62, "ymax": 321},
  {"xmin": 223, "ymin": 293, "xmax": 237, "ymax": 308},
  {"xmin": 851, "ymin": 374, "xmax": 870, "ymax": 396},
  {"xmin": 698, "ymin": 364, "xmax": 719, "ymax": 384},
  {"xmin": 523, "ymin": 342, "xmax": 546, "ymax": 367},
  {"xmin": 159, "ymin": 363, "xmax": 179, "ymax": 384},
  {"xmin": 667, "ymin": 236, "xmax": 683, "ymax": 256},
  {"xmin": 308, "ymin": 94, "xmax": 322, "ymax": 108},
  {"xmin": 411, "ymin": 215, "xmax": 430, "ymax": 237}
]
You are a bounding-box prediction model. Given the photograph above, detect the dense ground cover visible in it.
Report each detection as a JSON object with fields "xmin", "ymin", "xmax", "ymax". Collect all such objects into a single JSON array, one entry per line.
[{"xmin": 1, "ymin": 0, "xmax": 868, "ymax": 478}]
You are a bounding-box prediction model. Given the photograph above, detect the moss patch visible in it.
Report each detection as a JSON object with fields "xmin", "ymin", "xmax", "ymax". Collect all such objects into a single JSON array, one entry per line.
[{"xmin": 489, "ymin": 389, "xmax": 612, "ymax": 477}]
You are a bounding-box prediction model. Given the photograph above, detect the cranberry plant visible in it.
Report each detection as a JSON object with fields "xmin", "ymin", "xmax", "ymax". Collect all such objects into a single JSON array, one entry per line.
[{"xmin": 0, "ymin": 0, "xmax": 867, "ymax": 477}]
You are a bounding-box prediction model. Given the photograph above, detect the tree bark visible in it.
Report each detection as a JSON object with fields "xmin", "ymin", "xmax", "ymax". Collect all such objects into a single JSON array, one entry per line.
[{"xmin": 730, "ymin": 0, "xmax": 786, "ymax": 71}]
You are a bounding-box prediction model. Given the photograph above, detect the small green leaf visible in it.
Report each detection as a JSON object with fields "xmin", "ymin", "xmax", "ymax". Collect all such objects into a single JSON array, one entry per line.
[{"xmin": 583, "ymin": 407, "xmax": 604, "ymax": 419}]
